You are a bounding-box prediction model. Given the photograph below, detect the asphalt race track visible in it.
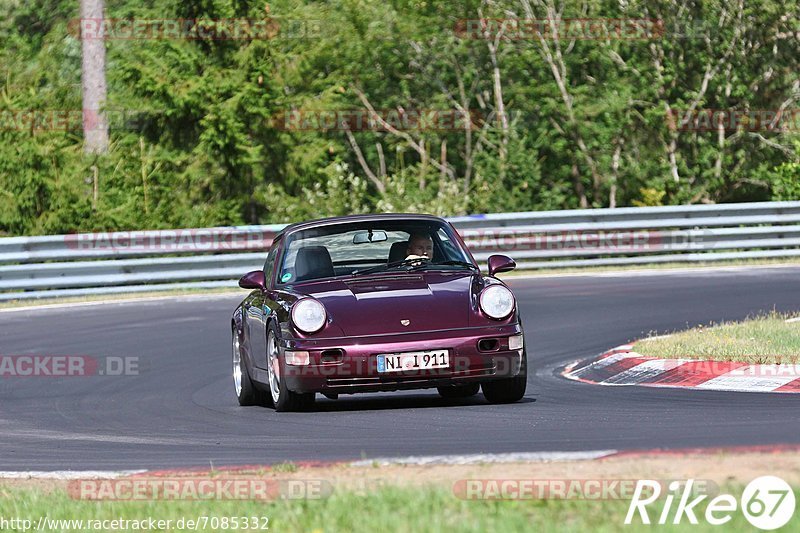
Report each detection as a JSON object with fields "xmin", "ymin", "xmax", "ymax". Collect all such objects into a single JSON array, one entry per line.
[{"xmin": 2, "ymin": 266, "xmax": 800, "ymax": 471}]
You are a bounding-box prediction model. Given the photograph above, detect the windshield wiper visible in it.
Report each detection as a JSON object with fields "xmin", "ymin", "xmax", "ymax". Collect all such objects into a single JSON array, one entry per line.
[
  {"xmin": 352, "ymin": 258, "xmax": 476, "ymax": 276},
  {"xmin": 351, "ymin": 257, "xmax": 427, "ymax": 276},
  {"xmin": 438, "ymin": 260, "xmax": 479, "ymax": 269},
  {"xmin": 408, "ymin": 260, "xmax": 479, "ymax": 271}
]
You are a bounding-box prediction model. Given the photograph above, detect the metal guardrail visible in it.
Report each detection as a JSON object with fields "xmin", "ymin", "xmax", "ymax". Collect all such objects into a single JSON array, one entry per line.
[{"xmin": 1, "ymin": 201, "xmax": 799, "ymax": 300}]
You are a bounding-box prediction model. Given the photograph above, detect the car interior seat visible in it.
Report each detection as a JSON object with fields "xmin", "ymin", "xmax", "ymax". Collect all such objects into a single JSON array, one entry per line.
[
  {"xmin": 294, "ymin": 246, "xmax": 335, "ymax": 281},
  {"xmin": 387, "ymin": 241, "xmax": 408, "ymax": 263}
]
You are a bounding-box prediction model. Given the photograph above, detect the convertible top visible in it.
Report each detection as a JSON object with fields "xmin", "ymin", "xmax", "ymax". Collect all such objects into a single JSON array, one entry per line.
[{"xmin": 275, "ymin": 213, "xmax": 446, "ymax": 240}]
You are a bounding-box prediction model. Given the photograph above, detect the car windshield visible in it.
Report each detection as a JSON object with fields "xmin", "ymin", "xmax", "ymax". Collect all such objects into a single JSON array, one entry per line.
[{"xmin": 277, "ymin": 219, "xmax": 472, "ymax": 284}]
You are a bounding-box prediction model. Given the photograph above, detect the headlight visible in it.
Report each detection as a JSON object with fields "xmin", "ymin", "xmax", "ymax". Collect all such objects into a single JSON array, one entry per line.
[
  {"xmin": 479, "ymin": 285, "xmax": 515, "ymax": 319},
  {"xmin": 291, "ymin": 299, "xmax": 327, "ymax": 333}
]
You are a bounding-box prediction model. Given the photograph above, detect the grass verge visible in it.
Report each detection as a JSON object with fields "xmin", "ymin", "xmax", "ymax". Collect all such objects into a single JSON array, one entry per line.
[
  {"xmin": 4, "ymin": 452, "xmax": 799, "ymax": 532},
  {"xmin": 636, "ymin": 312, "xmax": 800, "ymax": 364},
  {"xmin": 0, "ymin": 482, "xmax": 793, "ymax": 532}
]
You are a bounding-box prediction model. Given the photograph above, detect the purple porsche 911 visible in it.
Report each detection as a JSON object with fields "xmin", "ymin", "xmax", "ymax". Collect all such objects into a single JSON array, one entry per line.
[{"xmin": 231, "ymin": 213, "xmax": 526, "ymax": 411}]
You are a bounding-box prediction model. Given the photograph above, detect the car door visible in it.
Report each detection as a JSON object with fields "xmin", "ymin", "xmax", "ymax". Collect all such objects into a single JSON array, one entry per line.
[{"xmin": 247, "ymin": 242, "xmax": 280, "ymax": 370}]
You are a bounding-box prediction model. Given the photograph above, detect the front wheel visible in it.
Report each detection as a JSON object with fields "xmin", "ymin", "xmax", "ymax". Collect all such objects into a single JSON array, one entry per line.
[
  {"xmin": 481, "ymin": 348, "xmax": 527, "ymax": 404},
  {"xmin": 267, "ymin": 324, "xmax": 315, "ymax": 412},
  {"xmin": 232, "ymin": 327, "xmax": 270, "ymax": 407}
]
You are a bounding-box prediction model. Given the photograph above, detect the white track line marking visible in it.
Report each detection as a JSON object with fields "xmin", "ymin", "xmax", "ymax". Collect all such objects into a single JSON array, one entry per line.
[
  {"xmin": 0, "ymin": 292, "xmax": 240, "ymax": 314},
  {"xmin": 1, "ymin": 428, "xmax": 216, "ymax": 446},
  {"xmin": 505, "ymin": 263, "xmax": 800, "ymax": 280},
  {"xmin": 350, "ymin": 450, "xmax": 617, "ymax": 466},
  {"xmin": 0, "ymin": 470, "xmax": 146, "ymax": 479},
  {"xmin": 638, "ymin": 334, "xmax": 674, "ymax": 342}
]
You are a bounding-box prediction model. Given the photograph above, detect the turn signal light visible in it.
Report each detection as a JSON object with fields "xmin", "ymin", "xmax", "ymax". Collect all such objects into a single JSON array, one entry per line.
[{"xmin": 285, "ymin": 350, "xmax": 310, "ymax": 366}]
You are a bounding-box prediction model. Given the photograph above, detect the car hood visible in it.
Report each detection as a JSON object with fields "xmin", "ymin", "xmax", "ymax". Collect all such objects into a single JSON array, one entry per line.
[{"xmin": 296, "ymin": 271, "xmax": 477, "ymax": 336}]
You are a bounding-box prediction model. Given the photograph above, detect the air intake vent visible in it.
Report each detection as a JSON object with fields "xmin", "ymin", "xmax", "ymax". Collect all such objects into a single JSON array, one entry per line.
[
  {"xmin": 320, "ymin": 349, "xmax": 344, "ymax": 363},
  {"xmin": 478, "ymin": 339, "xmax": 499, "ymax": 352}
]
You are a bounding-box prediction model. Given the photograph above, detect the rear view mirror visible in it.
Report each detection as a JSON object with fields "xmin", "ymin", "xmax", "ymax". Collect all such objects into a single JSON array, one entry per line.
[
  {"xmin": 238, "ymin": 270, "xmax": 266, "ymax": 290},
  {"xmin": 353, "ymin": 230, "xmax": 387, "ymax": 244},
  {"xmin": 487, "ymin": 254, "xmax": 516, "ymax": 276}
]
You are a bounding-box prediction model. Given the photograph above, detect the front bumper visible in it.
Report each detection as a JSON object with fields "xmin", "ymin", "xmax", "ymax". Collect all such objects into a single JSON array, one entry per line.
[{"xmin": 278, "ymin": 324, "xmax": 524, "ymax": 394}]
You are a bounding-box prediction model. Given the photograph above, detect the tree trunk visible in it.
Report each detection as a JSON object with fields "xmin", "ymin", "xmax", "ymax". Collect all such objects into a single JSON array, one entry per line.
[{"xmin": 80, "ymin": 0, "xmax": 109, "ymax": 154}]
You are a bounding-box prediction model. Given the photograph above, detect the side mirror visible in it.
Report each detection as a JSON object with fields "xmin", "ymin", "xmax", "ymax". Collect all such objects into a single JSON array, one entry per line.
[
  {"xmin": 239, "ymin": 270, "xmax": 266, "ymax": 290},
  {"xmin": 487, "ymin": 254, "xmax": 516, "ymax": 276}
]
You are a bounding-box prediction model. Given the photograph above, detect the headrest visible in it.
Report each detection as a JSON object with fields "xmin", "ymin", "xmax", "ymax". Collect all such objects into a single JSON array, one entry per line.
[
  {"xmin": 294, "ymin": 246, "xmax": 335, "ymax": 281},
  {"xmin": 388, "ymin": 241, "xmax": 409, "ymax": 264}
]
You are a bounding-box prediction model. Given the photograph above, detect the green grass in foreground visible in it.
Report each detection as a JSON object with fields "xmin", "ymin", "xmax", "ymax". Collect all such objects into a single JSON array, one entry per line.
[
  {"xmin": 0, "ymin": 484, "xmax": 791, "ymax": 533},
  {"xmin": 637, "ymin": 312, "xmax": 800, "ymax": 364}
]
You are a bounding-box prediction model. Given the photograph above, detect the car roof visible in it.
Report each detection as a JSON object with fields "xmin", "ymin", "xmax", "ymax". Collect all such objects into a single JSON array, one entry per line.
[{"xmin": 275, "ymin": 213, "xmax": 448, "ymax": 239}]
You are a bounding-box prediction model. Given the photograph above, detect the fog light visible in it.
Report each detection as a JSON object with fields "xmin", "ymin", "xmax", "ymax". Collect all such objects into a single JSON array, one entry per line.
[
  {"xmin": 508, "ymin": 334, "xmax": 524, "ymax": 351},
  {"xmin": 285, "ymin": 350, "xmax": 310, "ymax": 366}
]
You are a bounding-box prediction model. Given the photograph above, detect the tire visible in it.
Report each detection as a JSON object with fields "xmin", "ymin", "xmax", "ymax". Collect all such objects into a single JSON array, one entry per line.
[
  {"xmin": 232, "ymin": 327, "xmax": 271, "ymax": 407},
  {"xmin": 437, "ymin": 383, "xmax": 480, "ymax": 399},
  {"xmin": 481, "ymin": 347, "xmax": 527, "ymax": 404},
  {"xmin": 266, "ymin": 322, "xmax": 315, "ymax": 412}
]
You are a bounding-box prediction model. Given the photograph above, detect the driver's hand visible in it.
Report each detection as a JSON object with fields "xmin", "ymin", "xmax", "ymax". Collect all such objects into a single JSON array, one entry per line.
[{"xmin": 404, "ymin": 254, "xmax": 429, "ymax": 265}]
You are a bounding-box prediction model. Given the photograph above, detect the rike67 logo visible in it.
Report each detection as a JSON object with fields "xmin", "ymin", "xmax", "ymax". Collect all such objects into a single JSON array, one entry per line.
[{"xmin": 626, "ymin": 476, "xmax": 795, "ymax": 530}]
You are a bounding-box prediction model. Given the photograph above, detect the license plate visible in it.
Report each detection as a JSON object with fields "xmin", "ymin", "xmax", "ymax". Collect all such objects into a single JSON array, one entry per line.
[{"xmin": 377, "ymin": 350, "xmax": 449, "ymax": 373}]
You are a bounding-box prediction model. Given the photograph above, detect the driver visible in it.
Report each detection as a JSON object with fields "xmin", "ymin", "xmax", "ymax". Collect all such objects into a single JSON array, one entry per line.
[{"xmin": 406, "ymin": 233, "xmax": 433, "ymax": 261}]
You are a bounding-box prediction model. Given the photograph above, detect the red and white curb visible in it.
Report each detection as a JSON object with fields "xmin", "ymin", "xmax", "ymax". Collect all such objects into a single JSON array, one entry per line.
[{"xmin": 563, "ymin": 344, "xmax": 800, "ymax": 394}]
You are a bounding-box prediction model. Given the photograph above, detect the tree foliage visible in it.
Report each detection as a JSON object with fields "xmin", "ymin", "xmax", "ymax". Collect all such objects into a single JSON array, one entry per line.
[{"xmin": 0, "ymin": 0, "xmax": 798, "ymax": 235}]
